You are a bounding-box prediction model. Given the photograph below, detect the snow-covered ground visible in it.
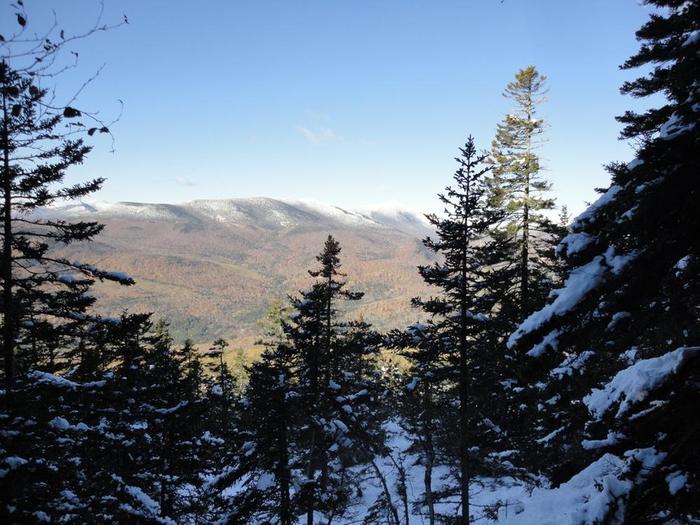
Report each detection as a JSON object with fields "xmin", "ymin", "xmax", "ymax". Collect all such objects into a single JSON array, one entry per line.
[
  {"xmin": 269, "ymin": 419, "xmax": 646, "ymax": 525},
  {"xmin": 282, "ymin": 419, "xmax": 526, "ymax": 524}
]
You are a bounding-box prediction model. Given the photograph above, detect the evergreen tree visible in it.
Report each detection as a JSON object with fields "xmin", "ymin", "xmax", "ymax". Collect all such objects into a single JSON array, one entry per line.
[
  {"xmin": 2, "ymin": 9, "xmax": 231, "ymax": 512},
  {"xmin": 0, "ymin": 310, "xmax": 225, "ymax": 524},
  {"xmin": 204, "ymin": 338, "xmax": 238, "ymax": 437},
  {"xmin": 280, "ymin": 236, "xmax": 358, "ymax": 523},
  {"xmin": 225, "ymin": 236, "xmax": 388, "ymax": 524},
  {"xmin": 1, "ymin": 313, "xmax": 148, "ymax": 523},
  {"xmin": 179, "ymin": 338, "xmax": 207, "ymax": 404},
  {"xmin": 486, "ymin": 68, "xmax": 569, "ymax": 478},
  {"xmin": 1, "ymin": 55, "xmax": 132, "ymax": 391},
  {"xmin": 210, "ymin": 303, "xmax": 298, "ymax": 524},
  {"xmin": 321, "ymin": 315, "xmax": 388, "ymax": 523},
  {"xmin": 410, "ymin": 136, "xmax": 506, "ymax": 524},
  {"xmin": 490, "ymin": 66, "xmax": 561, "ymax": 318},
  {"xmin": 508, "ymin": 1, "xmax": 699, "ymax": 521},
  {"xmin": 558, "ymin": 205, "xmax": 571, "ymax": 229},
  {"xmin": 223, "ymin": 342, "xmax": 296, "ymax": 525}
]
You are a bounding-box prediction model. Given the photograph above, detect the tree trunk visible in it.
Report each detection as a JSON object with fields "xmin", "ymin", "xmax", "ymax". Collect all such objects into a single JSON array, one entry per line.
[
  {"xmin": 520, "ymin": 96, "xmax": 533, "ymax": 315},
  {"xmin": 458, "ymin": 335, "xmax": 469, "ymax": 525},
  {"xmin": 423, "ymin": 381, "xmax": 435, "ymax": 525},
  {"xmin": 370, "ymin": 459, "xmax": 401, "ymax": 525},
  {"xmin": 521, "ymin": 170, "xmax": 530, "ymax": 315},
  {"xmin": 306, "ymin": 494, "xmax": 314, "ymax": 525},
  {"xmin": 219, "ymin": 353, "xmax": 228, "ymax": 434},
  {"xmin": 326, "ymin": 273, "xmax": 333, "ymax": 375},
  {"xmin": 401, "ymin": 464, "xmax": 410, "ymax": 525},
  {"xmin": 306, "ymin": 309, "xmax": 323, "ymax": 525},
  {"xmin": 1, "ymin": 89, "xmax": 15, "ymax": 390},
  {"xmin": 306, "ymin": 427, "xmax": 317, "ymax": 525},
  {"xmin": 458, "ymin": 177, "xmax": 471, "ymax": 525},
  {"xmin": 277, "ymin": 402, "xmax": 291, "ymax": 525}
]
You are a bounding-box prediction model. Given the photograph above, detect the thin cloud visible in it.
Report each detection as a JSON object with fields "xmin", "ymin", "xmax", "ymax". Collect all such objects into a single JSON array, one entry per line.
[
  {"xmin": 296, "ymin": 126, "xmax": 344, "ymax": 144},
  {"xmin": 175, "ymin": 176, "xmax": 196, "ymax": 187}
]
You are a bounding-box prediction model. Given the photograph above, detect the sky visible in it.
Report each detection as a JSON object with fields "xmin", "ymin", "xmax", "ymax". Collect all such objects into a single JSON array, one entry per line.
[{"xmin": 2, "ymin": 0, "xmax": 657, "ymax": 216}]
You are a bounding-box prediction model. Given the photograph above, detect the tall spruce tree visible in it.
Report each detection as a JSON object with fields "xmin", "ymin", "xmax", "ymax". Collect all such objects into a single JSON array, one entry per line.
[
  {"xmin": 508, "ymin": 0, "xmax": 699, "ymax": 521},
  {"xmin": 220, "ymin": 236, "xmax": 386, "ymax": 524},
  {"xmin": 486, "ymin": 68, "xmax": 568, "ymax": 478},
  {"xmin": 410, "ymin": 136, "xmax": 505, "ymax": 524},
  {"xmin": 285, "ymin": 235, "xmax": 376, "ymax": 524},
  {"xmin": 490, "ymin": 66, "xmax": 561, "ymax": 319},
  {"xmin": 204, "ymin": 338, "xmax": 238, "ymax": 438}
]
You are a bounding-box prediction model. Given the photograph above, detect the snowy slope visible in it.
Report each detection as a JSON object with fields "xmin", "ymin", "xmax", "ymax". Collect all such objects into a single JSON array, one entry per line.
[
  {"xmin": 37, "ymin": 200, "xmax": 200, "ymax": 222},
  {"xmin": 37, "ymin": 197, "xmax": 434, "ymax": 236},
  {"xmin": 356, "ymin": 202, "xmax": 432, "ymax": 236},
  {"xmin": 216, "ymin": 418, "xmax": 656, "ymax": 525}
]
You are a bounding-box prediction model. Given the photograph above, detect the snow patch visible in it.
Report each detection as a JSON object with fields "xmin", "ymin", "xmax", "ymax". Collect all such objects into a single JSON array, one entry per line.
[
  {"xmin": 583, "ymin": 346, "xmax": 700, "ymax": 419},
  {"xmin": 682, "ymin": 29, "xmax": 700, "ymax": 46},
  {"xmin": 665, "ymin": 471, "xmax": 687, "ymax": 495},
  {"xmin": 502, "ymin": 448, "xmax": 666, "ymax": 524},
  {"xmin": 558, "ymin": 232, "xmax": 595, "ymax": 258},
  {"xmin": 607, "ymin": 312, "xmax": 631, "ymax": 331},
  {"xmin": 572, "ymin": 185, "xmax": 623, "ymax": 228},
  {"xmin": 550, "ymin": 351, "xmax": 594, "ymax": 379},
  {"xmin": 526, "ymin": 329, "xmax": 561, "ymax": 357},
  {"xmin": 581, "ymin": 431, "xmax": 625, "ymax": 450},
  {"xmin": 510, "ymin": 247, "xmax": 638, "ymax": 350}
]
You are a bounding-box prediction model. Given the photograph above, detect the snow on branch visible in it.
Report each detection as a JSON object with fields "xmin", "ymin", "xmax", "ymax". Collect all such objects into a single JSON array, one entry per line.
[
  {"xmin": 509, "ymin": 247, "xmax": 639, "ymax": 351},
  {"xmin": 557, "ymin": 232, "xmax": 595, "ymax": 258},
  {"xmin": 526, "ymin": 329, "xmax": 561, "ymax": 357},
  {"xmin": 658, "ymin": 111, "xmax": 696, "ymax": 140},
  {"xmin": 581, "ymin": 431, "xmax": 626, "ymax": 450},
  {"xmin": 583, "ymin": 347, "xmax": 700, "ymax": 420},
  {"xmin": 502, "ymin": 448, "xmax": 666, "ymax": 524},
  {"xmin": 508, "ymin": 256, "xmax": 608, "ymax": 349},
  {"xmin": 571, "ymin": 185, "xmax": 623, "ymax": 229},
  {"xmin": 70, "ymin": 260, "xmax": 135, "ymax": 285},
  {"xmin": 27, "ymin": 370, "xmax": 106, "ymax": 390}
]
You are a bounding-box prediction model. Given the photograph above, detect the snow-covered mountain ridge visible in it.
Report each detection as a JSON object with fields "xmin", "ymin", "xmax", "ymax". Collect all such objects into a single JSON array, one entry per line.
[{"xmin": 41, "ymin": 197, "xmax": 433, "ymax": 236}]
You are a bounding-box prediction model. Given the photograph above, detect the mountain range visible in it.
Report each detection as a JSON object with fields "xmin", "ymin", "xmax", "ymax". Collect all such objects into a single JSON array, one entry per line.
[{"xmin": 43, "ymin": 197, "xmax": 436, "ymax": 347}]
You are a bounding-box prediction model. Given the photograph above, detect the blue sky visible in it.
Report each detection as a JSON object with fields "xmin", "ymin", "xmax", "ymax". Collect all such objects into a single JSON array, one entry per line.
[{"xmin": 4, "ymin": 1, "xmax": 655, "ymax": 216}]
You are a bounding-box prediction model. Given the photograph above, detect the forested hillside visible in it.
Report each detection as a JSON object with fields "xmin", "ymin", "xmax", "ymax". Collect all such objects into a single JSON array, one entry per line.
[
  {"xmin": 1, "ymin": 1, "xmax": 698, "ymax": 524},
  {"xmin": 41, "ymin": 198, "xmax": 435, "ymax": 343}
]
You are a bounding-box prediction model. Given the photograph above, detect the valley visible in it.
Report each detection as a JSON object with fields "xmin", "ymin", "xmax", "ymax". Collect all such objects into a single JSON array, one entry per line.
[{"xmin": 45, "ymin": 197, "xmax": 436, "ymax": 347}]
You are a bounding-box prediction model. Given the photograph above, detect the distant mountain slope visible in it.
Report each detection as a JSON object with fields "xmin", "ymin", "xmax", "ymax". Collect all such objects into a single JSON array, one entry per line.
[{"xmin": 44, "ymin": 197, "xmax": 434, "ymax": 345}]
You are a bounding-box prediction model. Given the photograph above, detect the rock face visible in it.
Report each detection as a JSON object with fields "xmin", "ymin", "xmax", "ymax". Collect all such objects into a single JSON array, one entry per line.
[{"xmin": 44, "ymin": 197, "xmax": 435, "ymax": 343}]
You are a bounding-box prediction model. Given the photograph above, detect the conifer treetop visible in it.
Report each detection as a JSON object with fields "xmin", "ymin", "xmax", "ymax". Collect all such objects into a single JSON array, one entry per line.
[{"xmin": 618, "ymin": 0, "xmax": 699, "ymax": 139}]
